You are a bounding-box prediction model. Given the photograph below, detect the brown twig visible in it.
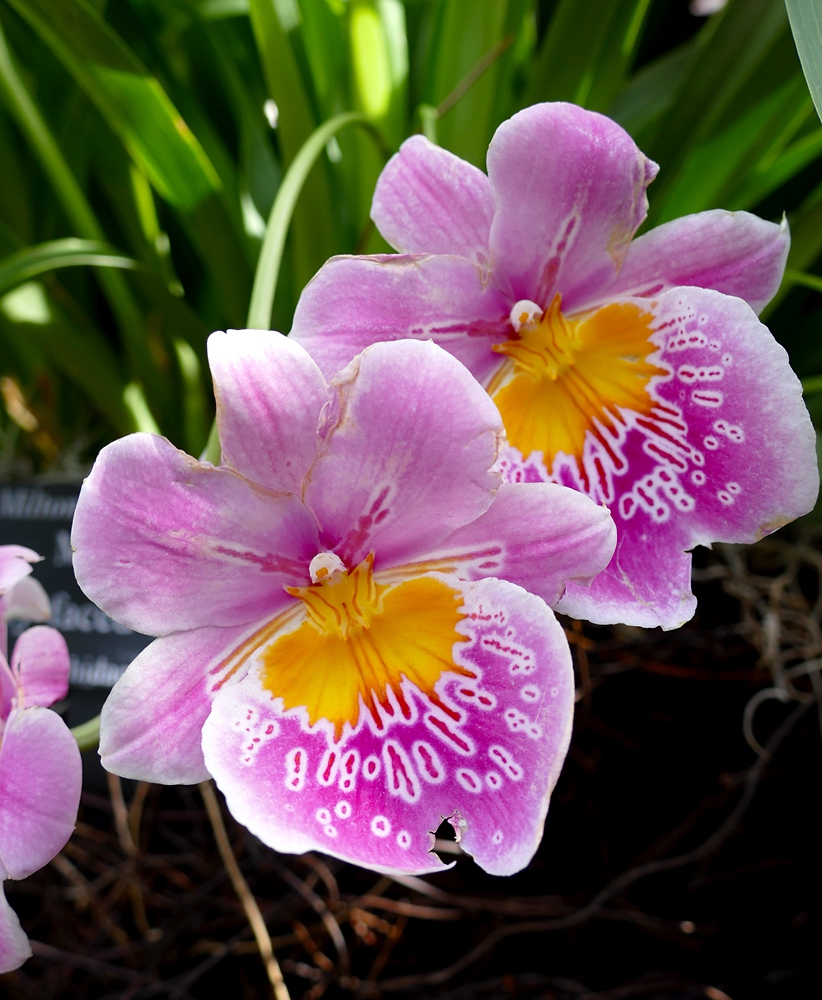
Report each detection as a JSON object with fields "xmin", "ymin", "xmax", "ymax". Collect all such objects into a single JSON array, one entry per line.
[{"xmin": 199, "ymin": 781, "xmax": 291, "ymax": 1000}]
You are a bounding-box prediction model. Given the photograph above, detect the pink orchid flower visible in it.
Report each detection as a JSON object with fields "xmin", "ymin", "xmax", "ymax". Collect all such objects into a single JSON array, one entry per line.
[
  {"xmin": 72, "ymin": 335, "xmax": 615, "ymax": 876},
  {"xmin": 291, "ymin": 102, "xmax": 819, "ymax": 630},
  {"xmin": 0, "ymin": 547, "xmax": 81, "ymax": 974}
]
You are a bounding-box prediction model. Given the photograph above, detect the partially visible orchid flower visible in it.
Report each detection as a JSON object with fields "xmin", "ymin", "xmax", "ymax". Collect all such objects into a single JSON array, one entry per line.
[
  {"xmin": 72, "ymin": 334, "xmax": 615, "ymax": 876},
  {"xmin": 291, "ymin": 102, "xmax": 818, "ymax": 630},
  {"xmin": 0, "ymin": 546, "xmax": 81, "ymax": 974}
]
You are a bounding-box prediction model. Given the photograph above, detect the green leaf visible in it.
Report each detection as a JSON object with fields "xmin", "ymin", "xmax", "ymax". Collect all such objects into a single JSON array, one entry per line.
[
  {"xmin": 6, "ymin": 0, "xmax": 221, "ymax": 209},
  {"xmin": 247, "ymin": 110, "xmax": 368, "ymax": 331},
  {"xmin": 0, "ymin": 238, "xmax": 139, "ymax": 297},
  {"xmin": 786, "ymin": 0, "xmax": 822, "ymax": 123}
]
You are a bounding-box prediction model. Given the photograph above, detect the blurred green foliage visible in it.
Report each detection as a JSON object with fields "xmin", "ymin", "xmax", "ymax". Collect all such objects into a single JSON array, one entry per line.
[{"xmin": 0, "ymin": 0, "xmax": 821, "ymax": 472}]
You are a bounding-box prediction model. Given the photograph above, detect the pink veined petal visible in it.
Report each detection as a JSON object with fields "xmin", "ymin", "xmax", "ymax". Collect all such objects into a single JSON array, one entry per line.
[
  {"xmin": 532, "ymin": 286, "xmax": 818, "ymax": 629},
  {"xmin": 0, "ymin": 546, "xmax": 40, "ymax": 594},
  {"xmin": 555, "ymin": 525, "xmax": 697, "ymax": 629},
  {"xmin": 0, "ymin": 885, "xmax": 31, "ymax": 974},
  {"xmin": 10, "ymin": 626, "xmax": 69, "ymax": 709},
  {"xmin": 596, "ymin": 210, "xmax": 790, "ymax": 315},
  {"xmin": 422, "ymin": 482, "xmax": 616, "ymax": 607},
  {"xmin": 100, "ymin": 618, "xmax": 273, "ymax": 785},
  {"xmin": 0, "ymin": 706, "xmax": 81, "ymax": 880},
  {"xmin": 291, "ymin": 254, "xmax": 510, "ymax": 385},
  {"xmin": 208, "ymin": 330, "xmax": 330, "ymax": 494},
  {"xmin": 371, "ymin": 135, "xmax": 496, "ymax": 266},
  {"xmin": 202, "ymin": 576, "xmax": 574, "ymax": 877},
  {"xmin": 72, "ymin": 433, "xmax": 319, "ymax": 636},
  {"xmin": 304, "ymin": 340, "xmax": 502, "ymax": 569},
  {"xmin": 487, "ymin": 102, "xmax": 658, "ymax": 309},
  {"xmin": 1, "ymin": 576, "xmax": 50, "ymax": 623}
]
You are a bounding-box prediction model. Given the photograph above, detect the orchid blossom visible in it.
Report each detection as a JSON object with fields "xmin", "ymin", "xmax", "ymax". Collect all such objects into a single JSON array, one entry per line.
[
  {"xmin": 72, "ymin": 334, "xmax": 615, "ymax": 876},
  {"xmin": 291, "ymin": 102, "xmax": 818, "ymax": 630},
  {"xmin": 0, "ymin": 546, "xmax": 81, "ymax": 973}
]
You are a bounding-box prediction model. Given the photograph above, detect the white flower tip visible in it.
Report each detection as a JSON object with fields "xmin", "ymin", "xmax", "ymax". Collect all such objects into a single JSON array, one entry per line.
[
  {"xmin": 509, "ymin": 300, "xmax": 543, "ymax": 333},
  {"xmin": 309, "ymin": 552, "xmax": 347, "ymax": 584}
]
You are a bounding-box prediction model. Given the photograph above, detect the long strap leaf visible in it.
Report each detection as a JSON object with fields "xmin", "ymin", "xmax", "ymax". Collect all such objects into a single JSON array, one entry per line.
[
  {"xmin": 0, "ymin": 239, "xmax": 139, "ymax": 297},
  {"xmin": 246, "ymin": 111, "xmax": 368, "ymax": 330},
  {"xmin": 786, "ymin": 0, "xmax": 822, "ymax": 123}
]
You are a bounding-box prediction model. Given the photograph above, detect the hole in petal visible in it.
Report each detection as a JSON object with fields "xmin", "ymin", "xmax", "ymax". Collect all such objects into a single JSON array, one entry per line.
[{"xmin": 430, "ymin": 816, "xmax": 462, "ymax": 863}]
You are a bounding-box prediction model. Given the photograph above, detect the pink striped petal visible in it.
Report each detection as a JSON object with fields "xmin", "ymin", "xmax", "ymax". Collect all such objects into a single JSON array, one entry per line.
[
  {"xmin": 72, "ymin": 433, "xmax": 319, "ymax": 636},
  {"xmin": 371, "ymin": 135, "xmax": 496, "ymax": 266},
  {"xmin": 423, "ymin": 482, "xmax": 616, "ymax": 607},
  {"xmin": 0, "ymin": 546, "xmax": 40, "ymax": 594},
  {"xmin": 100, "ymin": 618, "xmax": 272, "ymax": 784},
  {"xmin": 10, "ymin": 626, "xmax": 69, "ymax": 709},
  {"xmin": 528, "ymin": 287, "xmax": 817, "ymax": 629},
  {"xmin": 209, "ymin": 330, "xmax": 330, "ymax": 493},
  {"xmin": 304, "ymin": 340, "xmax": 502, "ymax": 570},
  {"xmin": 0, "ymin": 707, "xmax": 81, "ymax": 880},
  {"xmin": 202, "ymin": 576, "xmax": 574, "ymax": 877},
  {"xmin": 291, "ymin": 254, "xmax": 510, "ymax": 385},
  {"xmin": 487, "ymin": 103, "xmax": 658, "ymax": 310},
  {"xmin": 0, "ymin": 886, "xmax": 31, "ymax": 973},
  {"xmin": 597, "ymin": 210, "xmax": 789, "ymax": 315}
]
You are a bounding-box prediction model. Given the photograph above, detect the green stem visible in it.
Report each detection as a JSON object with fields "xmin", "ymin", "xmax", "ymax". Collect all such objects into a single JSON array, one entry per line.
[{"xmin": 71, "ymin": 714, "xmax": 101, "ymax": 752}]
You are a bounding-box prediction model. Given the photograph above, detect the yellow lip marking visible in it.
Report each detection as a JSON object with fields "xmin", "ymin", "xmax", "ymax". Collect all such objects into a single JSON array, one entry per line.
[
  {"xmin": 488, "ymin": 294, "xmax": 665, "ymax": 476},
  {"xmin": 259, "ymin": 554, "xmax": 472, "ymax": 739}
]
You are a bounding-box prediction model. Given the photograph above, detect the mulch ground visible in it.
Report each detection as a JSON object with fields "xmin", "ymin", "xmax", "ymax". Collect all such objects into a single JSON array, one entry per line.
[{"xmin": 3, "ymin": 533, "xmax": 820, "ymax": 1000}]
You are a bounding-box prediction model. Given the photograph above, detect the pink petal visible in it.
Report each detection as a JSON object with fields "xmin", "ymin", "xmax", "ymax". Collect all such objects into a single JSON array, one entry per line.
[
  {"xmin": 424, "ymin": 482, "xmax": 616, "ymax": 607},
  {"xmin": 100, "ymin": 618, "xmax": 271, "ymax": 784},
  {"xmin": 0, "ymin": 707, "xmax": 81, "ymax": 880},
  {"xmin": 208, "ymin": 330, "xmax": 330, "ymax": 493},
  {"xmin": 10, "ymin": 626, "xmax": 69, "ymax": 709},
  {"xmin": 72, "ymin": 433, "xmax": 319, "ymax": 636},
  {"xmin": 526, "ymin": 287, "xmax": 818, "ymax": 629},
  {"xmin": 371, "ymin": 135, "xmax": 496, "ymax": 266},
  {"xmin": 290, "ymin": 254, "xmax": 510, "ymax": 385},
  {"xmin": 0, "ymin": 546, "xmax": 40, "ymax": 594},
  {"xmin": 304, "ymin": 340, "xmax": 503, "ymax": 569},
  {"xmin": 202, "ymin": 576, "xmax": 574, "ymax": 877},
  {"xmin": 597, "ymin": 210, "xmax": 789, "ymax": 315},
  {"xmin": 487, "ymin": 102, "xmax": 658, "ymax": 309},
  {"xmin": 0, "ymin": 886, "xmax": 31, "ymax": 973},
  {"xmin": 2, "ymin": 577, "xmax": 50, "ymax": 623}
]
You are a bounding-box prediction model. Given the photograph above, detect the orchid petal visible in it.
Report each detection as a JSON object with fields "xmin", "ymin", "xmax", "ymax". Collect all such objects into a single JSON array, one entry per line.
[
  {"xmin": 304, "ymin": 340, "xmax": 503, "ymax": 569},
  {"xmin": 72, "ymin": 433, "xmax": 319, "ymax": 636},
  {"xmin": 2, "ymin": 576, "xmax": 50, "ymax": 623},
  {"xmin": 554, "ymin": 286, "xmax": 817, "ymax": 628},
  {"xmin": 202, "ymin": 576, "xmax": 574, "ymax": 877},
  {"xmin": 0, "ymin": 707, "xmax": 80, "ymax": 880},
  {"xmin": 10, "ymin": 626, "xmax": 69, "ymax": 709},
  {"xmin": 100, "ymin": 618, "xmax": 271, "ymax": 784},
  {"xmin": 422, "ymin": 482, "xmax": 616, "ymax": 607},
  {"xmin": 0, "ymin": 885, "xmax": 31, "ymax": 973},
  {"xmin": 487, "ymin": 102, "xmax": 658, "ymax": 309},
  {"xmin": 371, "ymin": 135, "xmax": 496, "ymax": 266},
  {"xmin": 209, "ymin": 330, "xmax": 330, "ymax": 493},
  {"xmin": 598, "ymin": 210, "xmax": 790, "ymax": 315},
  {"xmin": 0, "ymin": 546, "xmax": 40, "ymax": 594},
  {"xmin": 291, "ymin": 254, "xmax": 510, "ymax": 384}
]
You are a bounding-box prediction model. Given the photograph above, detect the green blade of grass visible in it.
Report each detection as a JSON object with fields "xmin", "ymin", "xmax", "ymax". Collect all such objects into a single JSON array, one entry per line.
[
  {"xmin": 6, "ymin": 0, "xmax": 221, "ymax": 209},
  {"xmin": 786, "ymin": 0, "xmax": 822, "ymax": 123},
  {"xmin": 0, "ymin": 239, "xmax": 140, "ymax": 296},
  {"xmin": 246, "ymin": 110, "xmax": 368, "ymax": 331}
]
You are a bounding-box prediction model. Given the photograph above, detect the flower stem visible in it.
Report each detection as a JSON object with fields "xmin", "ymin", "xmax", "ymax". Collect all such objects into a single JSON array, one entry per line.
[{"xmin": 70, "ymin": 714, "xmax": 101, "ymax": 752}]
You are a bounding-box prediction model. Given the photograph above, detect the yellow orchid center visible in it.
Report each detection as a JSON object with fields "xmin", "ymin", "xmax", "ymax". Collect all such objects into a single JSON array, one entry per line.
[
  {"xmin": 488, "ymin": 294, "xmax": 665, "ymax": 473},
  {"xmin": 259, "ymin": 553, "xmax": 472, "ymax": 739}
]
